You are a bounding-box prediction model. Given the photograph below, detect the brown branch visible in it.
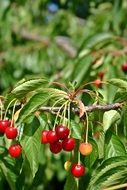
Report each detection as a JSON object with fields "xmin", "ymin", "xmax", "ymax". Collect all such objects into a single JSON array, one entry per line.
[{"xmin": 39, "ymin": 102, "xmax": 122, "ymax": 115}]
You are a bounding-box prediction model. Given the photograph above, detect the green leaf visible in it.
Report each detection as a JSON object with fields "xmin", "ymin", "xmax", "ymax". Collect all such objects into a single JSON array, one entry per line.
[
  {"xmin": 17, "ymin": 92, "xmax": 50, "ymax": 123},
  {"xmin": 114, "ymin": 89, "xmax": 127, "ymax": 102},
  {"xmin": 85, "ymin": 32, "xmax": 113, "ymax": 49},
  {"xmin": 84, "ymin": 138, "xmax": 99, "ymax": 168},
  {"xmin": 71, "ymin": 120, "xmax": 82, "ymax": 140},
  {"xmin": 0, "ymin": 156, "xmax": 22, "ymax": 190},
  {"xmin": 103, "ymin": 110, "xmax": 120, "ymax": 132},
  {"xmin": 11, "ymin": 78, "xmax": 48, "ymax": 98},
  {"xmin": 20, "ymin": 117, "xmax": 41, "ymax": 178},
  {"xmin": 109, "ymin": 78, "xmax": 127, "ymax": 91},
  {"xmin": 87, "ymin": 156, "xmax": 127, "ymax": 190},
  {"xmin": 64, "ymin": 174, "xmax": 78, "ymax": 190},
  {"xmin": 105, "ymin": 133, "xmax": 126, "ymax": 159}
]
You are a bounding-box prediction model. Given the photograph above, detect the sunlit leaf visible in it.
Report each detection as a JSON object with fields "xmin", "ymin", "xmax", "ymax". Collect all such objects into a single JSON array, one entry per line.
[{"xmin": 103, "ymin": 110, "xmax": 120, "ymax": 132}]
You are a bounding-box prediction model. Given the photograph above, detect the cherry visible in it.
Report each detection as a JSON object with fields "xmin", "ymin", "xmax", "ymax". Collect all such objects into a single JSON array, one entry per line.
[
  {"xmin": 55, "ymin": 125, "xmax": 69, "ymax": 140},
  {"xmin": 79, "ymin": 142, "xmax": 93, "ymax": 156},
  {"xmin": 50, "ymin": 141, "xmax": 62, "ymax": 154},
  {"xmin": 98, "ymin": 71, "xmax": 105, "ymax": 80},
  {"xmin": 62, "ymin": 138, "xmax": 75, "ymax": 151},
  {"xmin": 71, "ymin": 163, "xmax": 85, "ymax": 178},
  {"xmin": 41, "ymin": 130, "xmax": 49, "ymax": 144},
  {"xmin": 93, "ymin": 79, "xmax": 102, "ymax": 88},
  {"xmin": 5, "ymin": 126, "xmax": 18, "ymax": 139},
  {"xmin": 8, "ymin": 144, "xmax": 22, "ymax": 158},
  {"xmin": 46, "ymin": 130, "xmax": 58, "ymax": 144},
  {"xmin": 0, "ymin": 120, "xmax": 11, "ymax": 134},
  {"xmin": 64, "ymin": 160, "xmax": 72, "ymax": 171},
  {"xmin": 122, "ymin": 63, "xmax": 127, "ymax": 73}
]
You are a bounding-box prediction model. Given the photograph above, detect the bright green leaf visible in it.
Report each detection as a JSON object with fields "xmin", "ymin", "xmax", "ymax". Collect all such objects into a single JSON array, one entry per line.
[
  {"xmin": 109, "ymin": 78, "xmax": 127, "ymax": 91},
  {"xmin": 11, "ymin": 78, "xmax": 48, "ymax": 98},
  {"xmin": 103, "ymin": 110, "xmax": 120, "ymax": 132},
  {"xmin": 105, "ymin": 133, "xmax": 126, "ymax": 159}
]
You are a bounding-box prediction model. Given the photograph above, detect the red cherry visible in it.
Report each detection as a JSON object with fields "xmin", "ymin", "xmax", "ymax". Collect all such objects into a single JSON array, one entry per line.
[
  {"xmin": 46, "ymin": 130, "xmax": 58, "ymax": 144},
  {"xmin": 8, "ymin": 144, "xmax": 22, "ymax": 158},
  {"xmin": 79, "ymin": 142, "xmax": 93, "ymax": 156},
  {"xmin": 0, "ymin": 120, "xmax": 11, "ymax": 133},
  {"xmin": 50, "ymin": 141, "xmax": 62, "ymax": 154},
  {"xmin": 5, "ymin": 127, "xmax": 18, "ymax": 139},
  {"xmin": 93, "ymin": 79, "xmax": 102, "ymax": 88},
  {"xmin": 71, "ymin": 163, "xmax": 85, "ymax": 178},
  {"xmin": 41, "ymin": 130, "xmax": 49, "ymax": 144},
  {"xmin": 55, "ymin": 125, "xmax": 69, "ymax": 140},
  {"xmin": 122, "ymin": 63, "xmax": 127, "ymax": 72},
  {"xmin": 62, "ymin": 138, "xmax": 75, "ymax": 151}
]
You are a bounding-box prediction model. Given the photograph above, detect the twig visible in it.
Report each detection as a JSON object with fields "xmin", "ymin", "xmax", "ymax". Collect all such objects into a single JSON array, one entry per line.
[{"xmin": 39, "ymin": 102, "xmax": 122, "ymax": 115}]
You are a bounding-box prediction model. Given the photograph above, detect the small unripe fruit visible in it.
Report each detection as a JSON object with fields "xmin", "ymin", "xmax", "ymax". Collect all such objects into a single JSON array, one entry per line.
[
  {"xmin": 93, "ymin": 79, "xmax": 102, "ymax": 88},
  {"xmin": 71, "ymin": 163, "xmax": 85, "ymax": 178},
  {"xmin": 98, "ymin": 71, "xmax": 105, "ymax": 80},
  {"xmin": 64, "ymin": 161, "xmax": 72, "ymax": 171},
  {"xmin": 79, "ymin": 142, "xmax": 93, "ymax": 156}
]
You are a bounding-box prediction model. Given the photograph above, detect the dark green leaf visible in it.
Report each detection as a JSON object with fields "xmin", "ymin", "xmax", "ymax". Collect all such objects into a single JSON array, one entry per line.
[
  {"xmin": 71, "ymin": 120, "xmax": 82, "ymax": 140},
  {"xmin": 64, "ymin": 174, "xmax": 78, "ymax": 190},
  {"xmin": 20, "ymin": 117, "xmax": 41, "ymax": 178}
]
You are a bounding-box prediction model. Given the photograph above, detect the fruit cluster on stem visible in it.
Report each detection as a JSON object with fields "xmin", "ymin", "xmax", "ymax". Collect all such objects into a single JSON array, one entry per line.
[
  {"xmin": 0, "ymin": 119, "xmax": 22, "ymax": 158},
  {"xmin": 41, "ymin": 124, "xmax": 75, "ymax": 154}
]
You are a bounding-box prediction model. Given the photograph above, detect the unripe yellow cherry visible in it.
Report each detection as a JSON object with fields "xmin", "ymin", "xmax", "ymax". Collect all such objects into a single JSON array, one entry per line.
[
  {"xmin": 79, "ymin": 142, "xmax": 93, "ymax": 156},
  {"xmin": 64, "ymin": 161, "xmax": 72, "ymax": 171}
]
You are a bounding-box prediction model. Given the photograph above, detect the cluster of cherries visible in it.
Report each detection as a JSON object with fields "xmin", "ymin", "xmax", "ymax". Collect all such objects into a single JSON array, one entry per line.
[
  {"xmin": 41, "ymin": 124, "xmax": 93, "ymax": 178},
  {"xmin": 0, "ymin": 119, "xmax": 22, "ymax": 158},
  {"xmin": 41, "ymin": 124, "xmax": 75, "ymax": 153}
]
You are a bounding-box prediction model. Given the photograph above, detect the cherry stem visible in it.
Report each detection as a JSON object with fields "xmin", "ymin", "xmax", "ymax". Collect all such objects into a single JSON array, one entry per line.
[
  {"xmin": 11, "ymin": 100, "xmax": 18, "ymax": 127},
  {"xmin": 51, "ymin": 97, "xmax": 64, "ymax": 109},
  {"xmin": 4, "ymin": 98, "xmax": 16, "ymax": 120},
  {"xmin": 85, "ymin": 111, "xmax": 89, "ymax": 144},
  {"xmin": 0, "ymin": 99, "xmax": 3, "ymax": 120},
  {"xmin": 63, "ymin": 101, "xmax": 69, "ymax": 126},
  {"xmin": 53, "ymin": 101, "xmax": 68, "ymax": 130},
  {"xmin": 67, "ymin": 102, "xmax": 71, "ymax": 131},
  {"xmin": 75, "ymin": 178, "xmax": 79, "ymax": 189},
  {"xmin": 78, "ymin": 151, "xmax": 80, "ymax": 164}
]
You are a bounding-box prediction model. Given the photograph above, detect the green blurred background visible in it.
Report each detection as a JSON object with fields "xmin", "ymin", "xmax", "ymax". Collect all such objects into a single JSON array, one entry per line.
[{"xmin": 0, "ymin": 0, "xmax": 127, "ymax": 189}]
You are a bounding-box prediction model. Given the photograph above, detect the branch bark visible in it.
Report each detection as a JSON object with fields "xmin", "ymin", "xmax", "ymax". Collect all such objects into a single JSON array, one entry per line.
[{"xmin": 39, "ymin": 102, "xmax": 122, "ymax": 114}]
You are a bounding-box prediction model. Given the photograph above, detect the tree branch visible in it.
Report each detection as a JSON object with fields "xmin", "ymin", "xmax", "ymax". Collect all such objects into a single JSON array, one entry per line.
[{"xmin": 39, "ymin": 102, "xmax": 122, "ymax": 115}]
